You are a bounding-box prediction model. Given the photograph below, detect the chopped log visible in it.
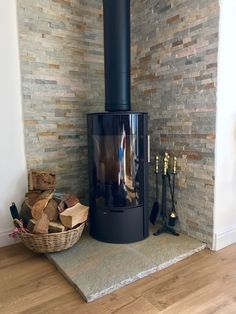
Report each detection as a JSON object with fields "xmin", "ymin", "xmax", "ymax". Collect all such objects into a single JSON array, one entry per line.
[
  {"xmin": 27, "ymin": 219, "xmax": 36, "ymax": 233},
  {"xmin": 28, "ymin": 219, "xmax": 65, "ymax": 233},
  {"xmin": 20, "ymin": 200, "xmax": 33, "ymax": 226},
  {"xmin": 59, "ymin": 203, "xmax": 89, "ymax": 228},
  {"xmin": 28, "ymin": 169, "xmax": 56, "ymax": 191},
  {"xmin": 53, "ymin": 197, "xmax": 61, "ymax": 205},
  {"xmin": 33, "ymin": 212, "xmax": 49, "ymax": 234},
  {"xmin": 65, "ymin": 194, "xmax": 80, "ymax": 208},
  {"xmin": 25, "ymin": 191, "xmax": 41, "ymax": 207},
  {"xmin": 58, "ymin": 199, "xmax": 67, "ymax": 213},
  {"xmin": 48, "ymin": 221, "xmax": 66, "ymax": 233},
  {"xmin": 31, "ymin": 190, "xmax": 54, "ymax": 220},
  {"xmin": 57, "ymin": 194, "xmax": 80, "ymax": 213},
  {"xmin": 44, "ymin": 199, "xmax": 58, "ymax": 222}
]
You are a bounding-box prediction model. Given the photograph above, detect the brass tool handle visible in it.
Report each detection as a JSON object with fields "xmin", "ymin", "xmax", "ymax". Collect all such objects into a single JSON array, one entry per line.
[
  {"xmin": 173, "ymin": 157, "xmax": 177, "ymax": 174},
  {"xmin": 155, "ymin": 156, "xmax": 159, "ymax": 174},
  {"xmin": 163, "ymin": 152, "xmax": 169, "ymax": 175}
]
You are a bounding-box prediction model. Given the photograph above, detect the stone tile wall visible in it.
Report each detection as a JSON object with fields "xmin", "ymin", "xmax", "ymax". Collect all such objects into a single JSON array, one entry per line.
[
  {"xmin": 131, "ymin": 0, "xmax": 219, "ymax": 246},
  {"xmin": 18, "ymin": 0, "xmax": 104, "ymax": 197},
  {"xmin": 18, "ymin": 0, "xmax": 219, "ymax": 246}
]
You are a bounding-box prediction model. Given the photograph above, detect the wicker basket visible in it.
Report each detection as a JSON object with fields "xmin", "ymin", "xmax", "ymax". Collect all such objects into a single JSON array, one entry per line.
[{"xmin": 15, "ymin": 220, "xmax": 86, "ymax": 253}]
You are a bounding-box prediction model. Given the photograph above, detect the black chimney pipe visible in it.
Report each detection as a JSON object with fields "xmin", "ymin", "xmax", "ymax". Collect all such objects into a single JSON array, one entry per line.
[{"xmin": 103, "ymin": 0, "xmax": 131, "ymax": 111}]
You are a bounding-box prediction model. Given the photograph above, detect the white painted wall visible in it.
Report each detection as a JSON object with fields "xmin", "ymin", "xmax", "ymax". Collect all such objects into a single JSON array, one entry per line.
[
  {"xmin": 213, "ymin": 0, "xmax": 236, "ymax": 250},
  {"xmin": 0, "ymin": 0, "xmax": 27, "ymax": 247}
]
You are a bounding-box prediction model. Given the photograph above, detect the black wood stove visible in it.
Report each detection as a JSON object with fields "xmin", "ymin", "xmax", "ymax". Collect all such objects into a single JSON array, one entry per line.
[{"xmin": 87, "ymin": 0, "xmax": 149, "ymax": 243}]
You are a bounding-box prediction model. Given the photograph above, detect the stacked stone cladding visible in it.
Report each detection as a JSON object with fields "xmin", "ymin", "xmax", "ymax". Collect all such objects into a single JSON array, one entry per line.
[
  {"xmin": 131, "ymin": 0, "xmax": 219, "ymax": 246},
  {"xmin": 18, "ymin": 0, "xmax": 104, "ymax": 197}
]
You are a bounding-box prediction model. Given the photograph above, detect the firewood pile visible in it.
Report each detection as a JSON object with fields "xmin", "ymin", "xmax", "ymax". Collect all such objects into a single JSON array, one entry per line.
[
  {"xmin": 9, "ymin": 169, "xmax": 89, "ymax": 253},
  {"xmin": 19, "ymin": 169, "xmax": 89, "ymax": 235}
]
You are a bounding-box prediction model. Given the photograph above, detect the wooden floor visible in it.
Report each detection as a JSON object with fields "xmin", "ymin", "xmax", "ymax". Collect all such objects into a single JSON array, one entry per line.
[{"xmin": 0, "ymin": 244, "xmax": 236, "ymax": 314}]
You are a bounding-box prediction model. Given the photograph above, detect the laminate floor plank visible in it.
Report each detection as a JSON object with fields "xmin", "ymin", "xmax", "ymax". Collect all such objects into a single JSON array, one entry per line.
[{"xmin": 0, "ymin": 243, "xmax": 235, "ymax": 313}]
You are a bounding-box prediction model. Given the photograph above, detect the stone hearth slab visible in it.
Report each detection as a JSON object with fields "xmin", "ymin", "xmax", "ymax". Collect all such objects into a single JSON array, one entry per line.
[{"xmin": 47, "ymin": 229, "xmax": 206, "ymax": 302}]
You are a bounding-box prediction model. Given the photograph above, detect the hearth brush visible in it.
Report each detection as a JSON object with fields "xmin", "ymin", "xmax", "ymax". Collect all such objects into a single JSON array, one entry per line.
[
  {"xmin": 150, "ymin": 156, "xmax": 160, "ymax": 225},
  {"xmin": 168, "ymin": 157, "xmax": 178, "ymax": 227}
]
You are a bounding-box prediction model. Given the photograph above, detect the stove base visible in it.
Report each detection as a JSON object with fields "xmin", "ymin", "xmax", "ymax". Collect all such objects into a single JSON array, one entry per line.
[{"xmin": 89, "ymin": 205, "xmax": 149, "ymax": 244}]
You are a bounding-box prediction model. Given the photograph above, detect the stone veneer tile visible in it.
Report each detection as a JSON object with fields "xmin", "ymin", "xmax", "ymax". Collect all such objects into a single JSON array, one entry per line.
[
  {"xmin": 131, "ymin": 0, "xmax": 219, "ymax": 247},
  {"xmin": 18, "ymin": 0, "xmax": 104, "ymax": 197}
]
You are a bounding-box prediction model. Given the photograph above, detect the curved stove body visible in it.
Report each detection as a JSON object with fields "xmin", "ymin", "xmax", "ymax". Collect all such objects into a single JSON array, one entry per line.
[{"xmin": 87, "ymin": 112, "xmax": 149, "ymax": 243}]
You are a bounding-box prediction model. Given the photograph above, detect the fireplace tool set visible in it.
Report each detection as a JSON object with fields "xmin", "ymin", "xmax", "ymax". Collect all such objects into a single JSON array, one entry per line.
[{"xmin": 150, "ymin": 153, "xmax": 179, "ymax": 237}]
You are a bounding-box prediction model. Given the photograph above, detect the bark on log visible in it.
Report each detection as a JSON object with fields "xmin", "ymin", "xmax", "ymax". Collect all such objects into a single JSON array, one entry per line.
[
  {"xmin": 20, "ymin": 200, "xmax": 33, "ymax": 226},
  {"xmin": 64, "ymin": 194, "xmax": 80, "ymax": 208},
  {"xmin": 58, "ymin": 194, "xmax": 80, "ymax": 213},
  {"xmin": 25, "ymin": 191, "xmax": 41, "ymax": 207}
]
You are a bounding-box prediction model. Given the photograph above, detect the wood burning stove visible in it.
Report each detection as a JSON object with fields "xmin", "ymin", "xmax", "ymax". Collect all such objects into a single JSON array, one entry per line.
[{"xmin": 87, "ymin": 0, "xmax": 149, "ymax": 243}]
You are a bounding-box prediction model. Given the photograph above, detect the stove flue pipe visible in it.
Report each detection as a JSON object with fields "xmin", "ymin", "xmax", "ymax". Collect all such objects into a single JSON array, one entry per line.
[{"xmin": 103, "ymin": 0, "xmax": 131, "ymax": 112}]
